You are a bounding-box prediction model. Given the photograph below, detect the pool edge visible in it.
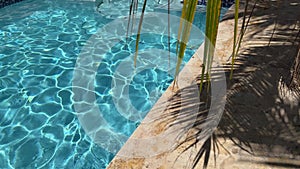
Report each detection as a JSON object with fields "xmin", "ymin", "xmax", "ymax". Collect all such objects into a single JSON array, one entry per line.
[{"xmin": 107, "ymin": 2, "xmax": 241, "ymax": 168}]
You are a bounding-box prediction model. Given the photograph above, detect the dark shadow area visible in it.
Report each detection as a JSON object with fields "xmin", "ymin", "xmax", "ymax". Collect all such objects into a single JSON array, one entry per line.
[
  {"xmin": 219, "ymin": 43, "xmax": 300, "ymax": 156},
  {"xmin": 240, "ymin": 160, "xmax": 300, "ymax": 168},
  {"xmin": 290, "ymin": 43, "xmax": 300, "ymax": 96}
]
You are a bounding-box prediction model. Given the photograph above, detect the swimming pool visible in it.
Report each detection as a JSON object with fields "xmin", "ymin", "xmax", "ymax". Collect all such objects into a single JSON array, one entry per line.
[{"xmin": 0, "ymin": 0, "xmax": 227, "ymax": 168}]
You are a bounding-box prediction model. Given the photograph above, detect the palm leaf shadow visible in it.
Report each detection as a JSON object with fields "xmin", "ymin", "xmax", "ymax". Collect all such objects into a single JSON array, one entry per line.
[{"xmin": 149, "ymin": 71, "xmax": 225, "ymax": 169}]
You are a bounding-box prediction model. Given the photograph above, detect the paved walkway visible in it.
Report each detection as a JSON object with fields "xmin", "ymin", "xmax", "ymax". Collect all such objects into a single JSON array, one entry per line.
[{"xmin": 209, "ymin": 0, "xmax": 300, "ymax": 168}]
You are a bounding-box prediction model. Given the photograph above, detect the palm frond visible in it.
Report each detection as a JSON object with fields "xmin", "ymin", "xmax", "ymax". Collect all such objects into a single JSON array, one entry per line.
[
  {"xmin": 174, "ymin": 0, "xmax": 198, "ymax": 84},
  {"xmin": 230, "ymin": 0, "xmax": 240, "ymax": 79},
  {"xmin": 134, "ymin": 0, "xmax": 147, "ymax": 67},
  {"xmin": 200, "ymin": 0, "xmax": 222, "ymax": 92}
]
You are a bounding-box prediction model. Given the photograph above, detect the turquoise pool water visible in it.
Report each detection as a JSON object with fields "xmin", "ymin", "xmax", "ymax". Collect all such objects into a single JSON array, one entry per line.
[{"xmin": 0, "ymin": 0, "xmax": 226, "ymax": 168}]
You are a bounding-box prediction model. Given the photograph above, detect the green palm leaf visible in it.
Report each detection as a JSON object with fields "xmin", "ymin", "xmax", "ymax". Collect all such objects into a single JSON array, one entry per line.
[
  {"xmin": 174, "ymin": 0, "xmax": 198, "ymax": 84},
  {"xmin": 200, "ymin": 0, "xmax": 222, "ymax": 92},
  {"xmin": 230, "ymin": 0, "xmax": 240, "ymax": 79},
  {"xmin": 134, "ymin": 0, "xmax": 147, "ymax": 67}
]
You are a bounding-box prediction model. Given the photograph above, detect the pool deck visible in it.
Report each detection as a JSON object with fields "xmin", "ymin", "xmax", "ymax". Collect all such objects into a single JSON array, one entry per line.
[{"xmin": 107, "ymin": 0, "xmax": 300, "ymax": 168}]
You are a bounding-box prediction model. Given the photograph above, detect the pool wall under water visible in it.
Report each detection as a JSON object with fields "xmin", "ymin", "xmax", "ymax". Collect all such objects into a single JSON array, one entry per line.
[{"xmin": 0, "ymin": 0, "xmax": 23, "ymax": 8}]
